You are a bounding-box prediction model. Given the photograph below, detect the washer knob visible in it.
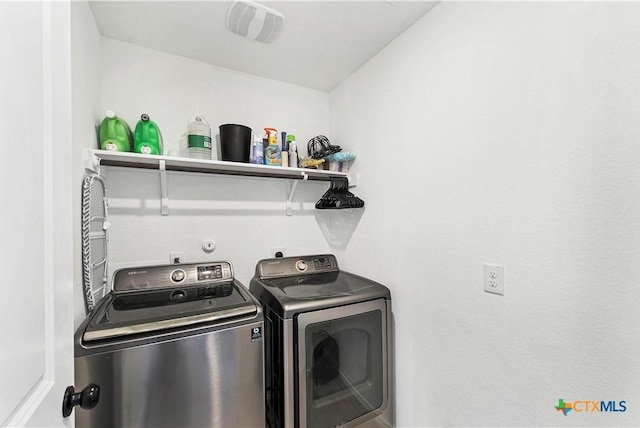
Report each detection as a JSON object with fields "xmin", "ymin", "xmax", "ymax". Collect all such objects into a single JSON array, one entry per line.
[
  {"xmin": 171, "ymin": 269, "xmax": 186, "ymax": 282},
  {"xmin": 295, "ymin": 260, "xmax": 308, "ymax": 272},
  {"xmin": 170, "ymin": 290, "xmax": 187, "ymax": 301}
]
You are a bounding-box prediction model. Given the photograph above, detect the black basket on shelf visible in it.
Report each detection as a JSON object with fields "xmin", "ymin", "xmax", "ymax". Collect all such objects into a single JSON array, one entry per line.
[{"xmin": 307, "ymin": 135, "xmax": 342, "ymax": 160}]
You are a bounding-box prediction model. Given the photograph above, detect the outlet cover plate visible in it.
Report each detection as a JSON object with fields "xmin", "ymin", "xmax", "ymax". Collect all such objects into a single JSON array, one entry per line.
[{"xmin": 484, "ymin": 264, "xmax": 504, "ymax": 295}]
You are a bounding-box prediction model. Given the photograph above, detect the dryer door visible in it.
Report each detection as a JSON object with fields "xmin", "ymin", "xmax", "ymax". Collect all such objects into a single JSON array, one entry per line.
[{"xmin": 296, "ymin": 299, "xmax": 389, "ymax": 428}]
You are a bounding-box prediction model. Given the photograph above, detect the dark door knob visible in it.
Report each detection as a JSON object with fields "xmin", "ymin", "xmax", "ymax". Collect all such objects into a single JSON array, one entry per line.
[{"xmin": 62, "ymin": 383, "xmax": 100, "ymax": 417}]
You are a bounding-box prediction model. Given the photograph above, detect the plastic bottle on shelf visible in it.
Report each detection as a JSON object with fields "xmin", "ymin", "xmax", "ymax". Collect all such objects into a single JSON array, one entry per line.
[
  {"xmin": 133, "ymin": 114, "xmax": 163, "ymax": 155},
  {"xmin": 252, "ymin": 133, "xmax": 264, "ymax": 164},
  {"xmin": 263, "ymin": 128, "xmax": 281, "ymax": 166},
  {"xmin": 287, "ymin": 135, "xmax": 298, "ymax": 168},
  {"xmin": 99, "ymin": 110, "xmax": 133, "ymax": 152},
  {"xmin": 281, "ymin": 131, "xmax": 288, "ymax": 168},
  {"xmin": 187, "ymin": 116, "xmax": 212, "ymax": 160}
]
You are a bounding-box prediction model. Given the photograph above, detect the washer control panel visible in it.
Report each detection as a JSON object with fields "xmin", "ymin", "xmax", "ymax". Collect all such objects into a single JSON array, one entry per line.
[
  {"xmin": 258, "ymin": 254, "xmax": 339, "ymax": 279},
  {"xmin": 113, "ymin": 261, "xmax": 234, "ymax": 292}
]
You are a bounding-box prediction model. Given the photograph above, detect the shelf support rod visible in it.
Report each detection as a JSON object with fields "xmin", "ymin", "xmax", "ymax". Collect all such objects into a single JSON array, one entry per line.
[
  {"xmin": 159, "ymin": 160, "xmax": 169, "ymax": 215},
  {"xmin": 286, "ymin": 174, "xmax": 307, "ymax": 216},
  {"xmin": 285, "ymin": 180, "xmax": 299, "ymax": 216}
]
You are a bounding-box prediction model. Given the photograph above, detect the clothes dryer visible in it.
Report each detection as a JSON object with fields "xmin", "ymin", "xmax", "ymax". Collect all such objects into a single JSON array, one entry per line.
[{"xmin": 250, "ymin": 254, "xmax": 393, "ymax": 428}]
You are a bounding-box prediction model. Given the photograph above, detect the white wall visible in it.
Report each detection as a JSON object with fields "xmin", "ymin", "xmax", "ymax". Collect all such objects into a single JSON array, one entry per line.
[
  {"xmin": 98, "ymin": 39, "xmax": 336, "ymax": 292},
  {"xmin": 101, "ymin": 37, "xmax": 330, "ymax": 159},
  {"xmin": 71, "ymin": 1, "xmax": 103, "ymax": 327},
  {"xmin": 330, "ymin": 2, "xmax": 640, "ymax": 427}
]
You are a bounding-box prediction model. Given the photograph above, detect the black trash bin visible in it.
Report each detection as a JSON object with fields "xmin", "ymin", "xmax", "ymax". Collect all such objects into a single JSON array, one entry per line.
[{"xmin": 219, "ymin": 124, "xmax": 251, "ymax": 163}]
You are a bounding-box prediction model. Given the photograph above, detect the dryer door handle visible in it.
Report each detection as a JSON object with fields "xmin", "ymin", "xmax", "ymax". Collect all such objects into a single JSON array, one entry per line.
[{"xmin": 62, "ymin": 383, "xmax": 100, "ymax": 417}]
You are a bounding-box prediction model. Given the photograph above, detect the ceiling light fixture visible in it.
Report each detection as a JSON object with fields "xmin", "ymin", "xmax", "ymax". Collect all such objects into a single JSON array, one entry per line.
[{"xmin": 226, "ymin": 1, "xmax": 285, "ymax": 43}]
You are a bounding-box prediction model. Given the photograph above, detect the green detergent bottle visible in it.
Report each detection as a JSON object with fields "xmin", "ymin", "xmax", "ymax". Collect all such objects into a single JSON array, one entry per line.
[
  {"xmin": 99, "ymin": 110, "xmax": 133, "ymax": 152},
  {"xmin": 133, "ymin": 114, "xmax": 163, "ymax": 155}
]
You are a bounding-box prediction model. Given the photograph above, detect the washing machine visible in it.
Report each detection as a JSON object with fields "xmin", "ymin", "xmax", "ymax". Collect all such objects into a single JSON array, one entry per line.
[
  {"xmin": 73, "ymin": 261, "xmax": 265, "ymax": 428},
  {"xmin": 249, "ymin": 254, "xmax": 393, "ymax": 428}
]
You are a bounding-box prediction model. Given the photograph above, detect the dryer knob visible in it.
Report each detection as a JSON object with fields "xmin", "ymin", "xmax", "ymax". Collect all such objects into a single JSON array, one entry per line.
[{"xmin": 295, "ymin": 260, "xmax": 308, "ymax": 272}]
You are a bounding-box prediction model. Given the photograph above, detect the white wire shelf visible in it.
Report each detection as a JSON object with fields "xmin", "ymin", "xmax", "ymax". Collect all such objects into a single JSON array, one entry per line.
[
  {"xmin": 86, "ymin": 149, "xmax": 349, "ymax": 181},
  {"xmin": 84, "ymin": 149, "xmax": 356, "ymax": 216}
]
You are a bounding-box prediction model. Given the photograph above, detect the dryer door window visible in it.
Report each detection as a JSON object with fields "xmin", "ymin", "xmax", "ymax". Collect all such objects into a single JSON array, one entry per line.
[{"xmin": 297, "ymin": 299, "xmax": 388, "ymax": 428}]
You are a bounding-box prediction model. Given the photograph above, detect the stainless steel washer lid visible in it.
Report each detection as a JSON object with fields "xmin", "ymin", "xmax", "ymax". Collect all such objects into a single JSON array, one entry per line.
[
  {"xmin": 82, "ymin": 262, "xmax": 258, "ymax": 342},
  {"xmin": 249, "ymin": 254, "xmax": 390, "ymax": 319}
]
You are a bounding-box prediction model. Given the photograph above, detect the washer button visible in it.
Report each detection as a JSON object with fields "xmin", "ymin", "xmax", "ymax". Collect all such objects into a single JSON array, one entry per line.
[
  {"xmin": 171, "ymin": 269, "xmax": 186, "ymax": 282},
  {"xmin": 295, "ymin": 260, "xmax": 308, "ymax": 272}
]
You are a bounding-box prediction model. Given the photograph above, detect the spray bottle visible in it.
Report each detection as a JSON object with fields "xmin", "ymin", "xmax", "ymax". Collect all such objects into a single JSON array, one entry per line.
[{"xmin": 263, "ymin": 127, "xmax": 281, "ymax": 166}]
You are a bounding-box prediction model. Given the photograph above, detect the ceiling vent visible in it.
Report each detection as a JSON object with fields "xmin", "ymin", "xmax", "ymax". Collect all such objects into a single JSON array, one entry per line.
[{"xmin": 226, "ymin": 1, "xmax": 285, "ymax": 43}]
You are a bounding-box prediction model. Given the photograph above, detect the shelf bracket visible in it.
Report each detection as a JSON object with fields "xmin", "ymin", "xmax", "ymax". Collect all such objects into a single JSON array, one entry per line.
[
  {"xmin": 347, "ymin": 172, "xmax": 359, "ymax": 188},
  {"xmin": 159, "ymin": 160, "xmax": 169, "ymax": 215},
  {"xmin": 83, "ymin": 148, "xmax": 101, "ymax": 175}
]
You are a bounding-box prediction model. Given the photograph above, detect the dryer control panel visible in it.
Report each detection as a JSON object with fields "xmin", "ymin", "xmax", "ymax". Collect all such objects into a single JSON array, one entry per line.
[
  {"xmin": 113, "ymin": 261, "xmax": 234, "ymax": 292},
  {"xmin": 257, "ymin": 254, "xmax": 339, "ymax": 279}
]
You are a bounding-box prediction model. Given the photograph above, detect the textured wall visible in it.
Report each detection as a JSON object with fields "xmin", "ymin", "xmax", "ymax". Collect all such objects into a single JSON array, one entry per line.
[
  {"xmin": 330, "ymin": 2, "xmax": 640, "ymax": 426},
  {"xmin": 100, "ymin": 38, "xmax": 331, "ymax": 160}
]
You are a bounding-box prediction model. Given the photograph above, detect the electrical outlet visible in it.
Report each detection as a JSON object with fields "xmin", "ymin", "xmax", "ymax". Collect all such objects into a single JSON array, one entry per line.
[
  {"xmin": 170, "ymin": 252, "xmax": 184, "ymax": 264},
  {"xmin": 271, "ymin": 247, "xmax": 286, "ymax": 258},
  {"xmin": 484, "ymin": 264, "xmax": 504, "ymax": 295}
]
